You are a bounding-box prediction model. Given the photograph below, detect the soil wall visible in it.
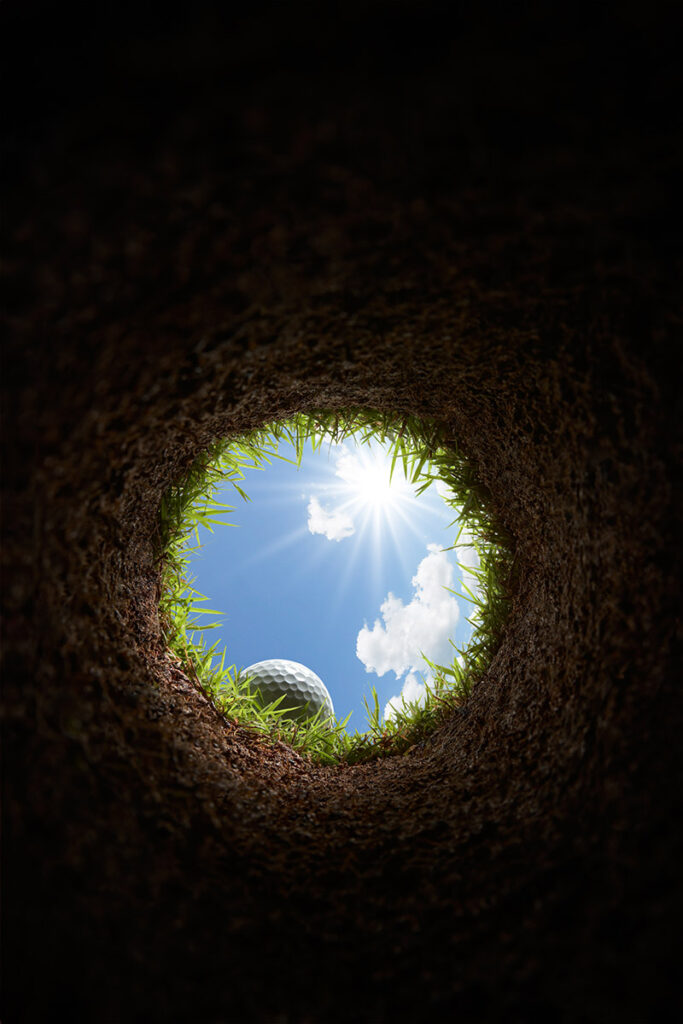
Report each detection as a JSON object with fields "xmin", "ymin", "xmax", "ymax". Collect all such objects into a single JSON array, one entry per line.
[{"xmin": 3, "ymin": 4, "xmax": 681, "ymax": 1021}]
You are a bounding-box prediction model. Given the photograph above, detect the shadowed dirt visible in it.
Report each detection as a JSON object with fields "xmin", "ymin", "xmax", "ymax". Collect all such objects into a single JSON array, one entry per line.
[{"xmin": 3, "ymin": 3, "xmax": 681, "ymax": 1021}]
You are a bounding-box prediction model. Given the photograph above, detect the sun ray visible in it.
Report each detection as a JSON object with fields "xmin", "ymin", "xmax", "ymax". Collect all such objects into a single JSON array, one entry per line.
[
  {"xmin": 237, "ymin": 524, "xmax": 313, "ymax": 566},
  {"xmin": 327, "ymin": 519, "xmax": 375, "ymax": 608},
  {"xmin": 378, "ymin": 508, "xmax": 421, "ymax": 580}
]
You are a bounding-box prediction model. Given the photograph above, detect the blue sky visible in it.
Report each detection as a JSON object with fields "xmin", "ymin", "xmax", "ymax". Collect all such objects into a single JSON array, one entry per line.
[{"xmin": 189, "ymin": 435, "xmax": 480, "ymax": 731}]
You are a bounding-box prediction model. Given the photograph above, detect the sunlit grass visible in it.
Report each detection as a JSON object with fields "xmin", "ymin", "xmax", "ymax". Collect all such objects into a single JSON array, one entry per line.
[{"xmin": 155, "ymin": 410, "xmax": 515, "ymax": 764}]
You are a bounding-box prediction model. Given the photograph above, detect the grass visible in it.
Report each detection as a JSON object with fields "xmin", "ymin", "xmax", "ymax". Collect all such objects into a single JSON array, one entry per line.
[{"xmin": 155, "ymin": 409, "xmax": 515, "ymax": 764}]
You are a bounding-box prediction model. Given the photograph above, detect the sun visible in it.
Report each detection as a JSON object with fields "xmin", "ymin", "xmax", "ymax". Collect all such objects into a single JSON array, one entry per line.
[
  {"xmin": 334, "ymin": 441, "xmax": 414, "ymax": 516},
  {"xmin": 344, "ymin": 453, "xmax": 396, "ymax": 509}
]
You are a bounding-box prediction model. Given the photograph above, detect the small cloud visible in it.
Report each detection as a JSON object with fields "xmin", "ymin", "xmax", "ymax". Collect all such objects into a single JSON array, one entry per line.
[
  {"xmin": 384, "ymin": 672, "xmax": 428, "ymax": 722},
  {"xmin": 307, "ymin": 496, "xmax": 355, "ymax": 542},
  {"xmin": 356, "ymin": 543, "xmax": 460, "ymax": 677}
]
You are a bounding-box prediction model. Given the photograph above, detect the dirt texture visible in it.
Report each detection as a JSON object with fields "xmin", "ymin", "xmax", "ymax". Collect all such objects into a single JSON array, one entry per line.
[{"xmin": 3, "ymin": 3, "xmax": 681, "ymax": 1022}]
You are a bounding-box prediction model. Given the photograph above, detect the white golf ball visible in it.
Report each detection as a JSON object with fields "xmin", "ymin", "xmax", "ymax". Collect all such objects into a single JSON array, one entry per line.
[{"xmin": 243, "ymin": 659, "xmax": 334, "ymax": 723}]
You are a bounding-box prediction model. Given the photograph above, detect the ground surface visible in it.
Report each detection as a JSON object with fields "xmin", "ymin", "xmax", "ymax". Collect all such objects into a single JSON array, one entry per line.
[{"xmin": 3, "ymin": 3, "xmax": 682, "ymax": 1021}]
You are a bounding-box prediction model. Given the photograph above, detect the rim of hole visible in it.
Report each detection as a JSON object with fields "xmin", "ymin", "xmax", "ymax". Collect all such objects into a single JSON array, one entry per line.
[{"xmin": 155, "ymin": 408, "xmax": 516, "ymax": 764}]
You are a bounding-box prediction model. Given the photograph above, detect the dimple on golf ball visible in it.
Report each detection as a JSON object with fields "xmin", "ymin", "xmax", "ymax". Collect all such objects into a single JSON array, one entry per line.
[{"xmin": 243, "ymin": 659, "xmax": 334, "ymax": 723}]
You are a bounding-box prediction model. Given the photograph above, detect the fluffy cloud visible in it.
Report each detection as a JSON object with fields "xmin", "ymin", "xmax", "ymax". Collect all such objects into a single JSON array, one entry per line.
[
  {"xmin": 384, "ymin": 672, "xmax": 428, "ymax": 722},
  {"xmin": 333, "ymin": 447, "xmax": 359, "ymax": 486},
  {"xmin": 306, "ymin": 496, "xmax": 355, "ymax": 542},
  {"xmin": 356, "ymin": 544, "xmax": 460, "ymax": 678}
]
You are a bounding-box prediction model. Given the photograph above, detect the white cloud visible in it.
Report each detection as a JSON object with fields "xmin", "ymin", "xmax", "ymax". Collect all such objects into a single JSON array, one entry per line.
[
  {"xmin": 356, "ymin": 543, "xmax": 460, "ymax": 678},
  {"xmin": 333, "ymin": 446, "xmax": 359, "ymax": 486},
  {"xmin": 384, "ymin": 672, "xmax": 428, "ymax": 722},
  {"xmin": 306, "ymin": 496, "xmax": 355, "ymax": 542}
]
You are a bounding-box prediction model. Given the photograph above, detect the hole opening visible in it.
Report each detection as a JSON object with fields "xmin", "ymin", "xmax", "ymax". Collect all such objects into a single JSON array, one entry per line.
[{"xmin": 155, "ymin": 408, "xmax": 515, "ymax": 763}]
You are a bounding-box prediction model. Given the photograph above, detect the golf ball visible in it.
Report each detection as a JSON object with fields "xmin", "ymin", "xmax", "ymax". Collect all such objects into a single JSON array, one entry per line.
[{"xmin": 243, "ymin": 659, "xmax": 334, "ymax": 723}]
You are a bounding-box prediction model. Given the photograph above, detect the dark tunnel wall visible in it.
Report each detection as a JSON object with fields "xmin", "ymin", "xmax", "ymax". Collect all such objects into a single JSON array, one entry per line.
[{"xmin": 3, "ymin": 3, "xmax": 681, "ymax": 1021}]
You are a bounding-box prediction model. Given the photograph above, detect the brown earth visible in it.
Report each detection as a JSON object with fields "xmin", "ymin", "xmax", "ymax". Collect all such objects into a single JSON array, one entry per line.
[{"xmin": 2, "ymin": 4, "xmax": 681, "ymax": 1021}]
